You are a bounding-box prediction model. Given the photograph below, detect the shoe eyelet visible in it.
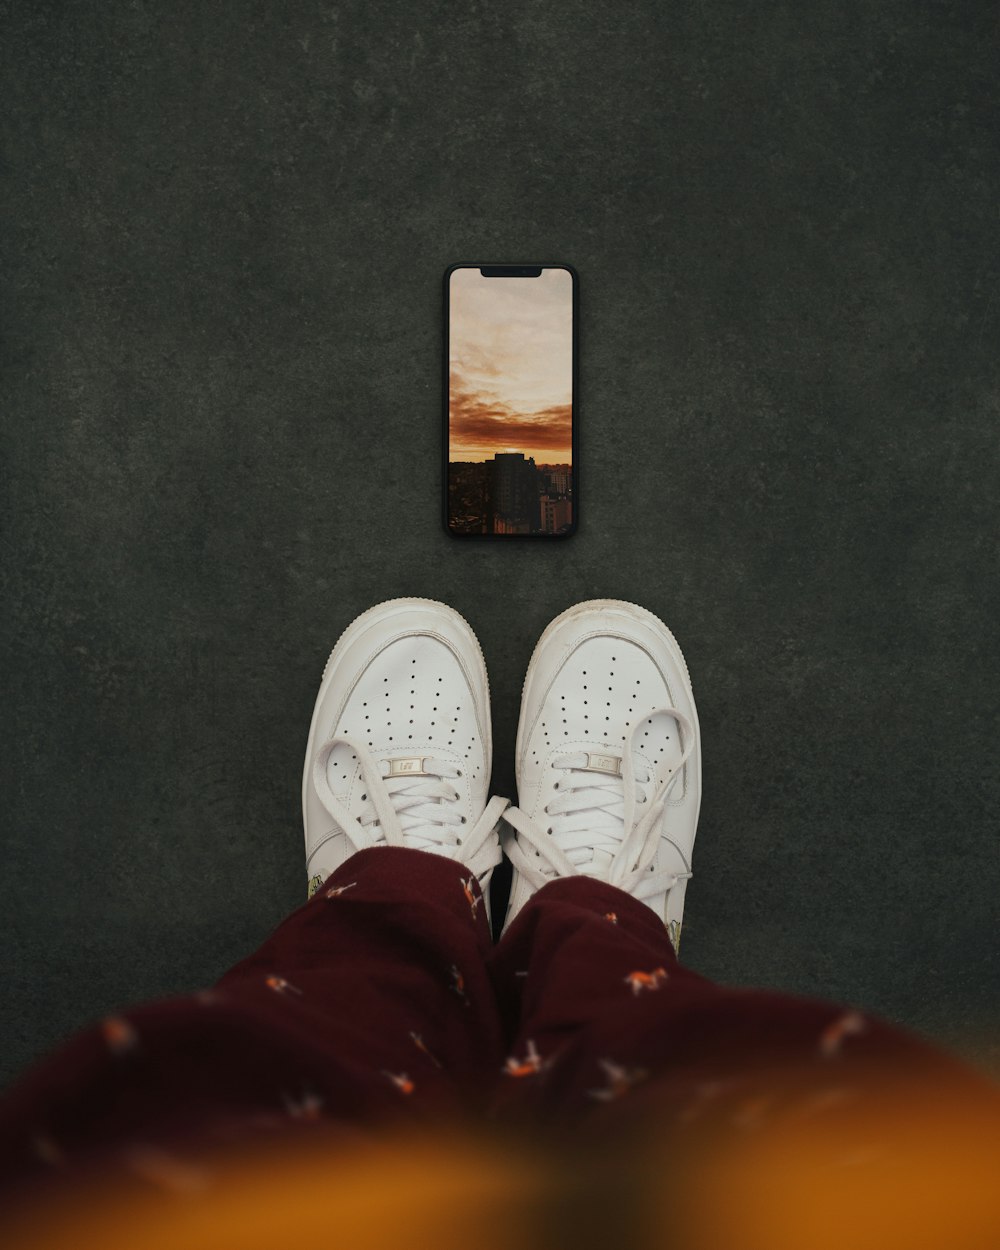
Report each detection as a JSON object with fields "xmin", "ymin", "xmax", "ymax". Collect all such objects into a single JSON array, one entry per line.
[
  {"xmin": 361, "ymin": 793, "xmax": 367, "ymax": 801},
  {"xmin": 547, "ymin": 827, "xmax": 552, "ymax": 835},
  {"xmin": 461, "ymin": 816, "xmax": 467, "ymax": 824}
]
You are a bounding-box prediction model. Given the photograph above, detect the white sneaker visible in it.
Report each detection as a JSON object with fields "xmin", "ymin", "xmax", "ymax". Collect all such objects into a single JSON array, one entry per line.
[
  {"xmin": 500, "ymin": 600, "xmax": 701, "ymax": 953},
  {"xmin": 301, "ymin": 598, "xmax": 510, "ymax": 926}
]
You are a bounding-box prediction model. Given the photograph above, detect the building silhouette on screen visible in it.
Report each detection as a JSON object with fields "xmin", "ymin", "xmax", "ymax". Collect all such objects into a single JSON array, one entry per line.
[
  {"xmin": 448, "ymin": 452, "xmax": 573, "ymax": 536},
  {"xmin": 489, "ymin": 453, "xmax": 540, "ymax": 534}
]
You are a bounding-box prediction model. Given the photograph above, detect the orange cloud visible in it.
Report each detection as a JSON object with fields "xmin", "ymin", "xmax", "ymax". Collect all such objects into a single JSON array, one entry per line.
[{"xmin": 449, "ymin": 380, "xmax": 571, "ymax": 460}]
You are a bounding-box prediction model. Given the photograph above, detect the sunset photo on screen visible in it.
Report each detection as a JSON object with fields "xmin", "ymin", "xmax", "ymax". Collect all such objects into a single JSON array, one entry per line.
[{"xmin": 448, "ymin": 267, "xmax": 573, "ymax": 535}]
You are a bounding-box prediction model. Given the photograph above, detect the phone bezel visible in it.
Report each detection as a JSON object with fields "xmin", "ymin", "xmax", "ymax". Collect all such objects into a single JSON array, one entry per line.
[{"xmin": 442, "ymin": 262, "xmax": 579, "ymax": 540}]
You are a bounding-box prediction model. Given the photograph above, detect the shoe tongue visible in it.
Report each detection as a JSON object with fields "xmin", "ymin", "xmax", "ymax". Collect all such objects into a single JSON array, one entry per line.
[
  {"xmin": 377, "ymin": 753, "xmax": 455, "ymax": 852},
  {"xmin": 577, "ymin": 847, "xmax": 615, "ymax": 876},
  {"xmin": 568, "ymin": 752, "xmax": 627, "ymax": 876}
]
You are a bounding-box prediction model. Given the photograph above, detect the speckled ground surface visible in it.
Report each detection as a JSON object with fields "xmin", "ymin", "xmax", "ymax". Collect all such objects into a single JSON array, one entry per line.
[{"xmin": 2, "ymin": 1, "xmax": 998, "ymax": 1090}]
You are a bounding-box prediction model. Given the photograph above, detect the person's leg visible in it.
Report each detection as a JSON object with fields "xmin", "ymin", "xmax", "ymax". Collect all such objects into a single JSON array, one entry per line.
[
  {"xmin": 485, "ymin": 872, "xmax": 1000, "ymax": 1142},
  {"xmin": 484, "ymin": 877, "xmax": 1000, "ymax": 1250},
  {"xmin": 0, "ymin": 845, "xmax": 500, "ymax": 1191},
  {"xmin": 0, "ymin": 599, "xmax": 512, "ymax": 1192},
  {"xmin": 487, "ymin": 599, "xmax": 1000, "ymax": 1147}
]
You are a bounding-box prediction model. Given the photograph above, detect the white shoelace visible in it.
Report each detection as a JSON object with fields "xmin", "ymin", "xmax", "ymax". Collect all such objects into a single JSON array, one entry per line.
[
  {"xmin": 313, "ymin": 734, "xmax": 509, "ymax": 881},
  {"xmin": 502, "ymin": 706, "xmax": 696, "ymax": 902}
]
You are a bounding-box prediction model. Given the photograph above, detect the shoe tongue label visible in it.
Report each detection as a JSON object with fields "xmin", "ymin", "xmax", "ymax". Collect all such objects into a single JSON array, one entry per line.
[
  {"xmin": 386, "ymin": 757, "xmax": 432, "ymax": 777},
  {"xmin": 583, "ymin": 753, "xmax": 622, "ymax": 776}
]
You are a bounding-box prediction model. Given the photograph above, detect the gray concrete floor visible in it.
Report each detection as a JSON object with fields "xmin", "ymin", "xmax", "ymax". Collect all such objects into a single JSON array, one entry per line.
[{"xmin": 2, "ymin": 1, "xmax": 998, "ymax": 1091}]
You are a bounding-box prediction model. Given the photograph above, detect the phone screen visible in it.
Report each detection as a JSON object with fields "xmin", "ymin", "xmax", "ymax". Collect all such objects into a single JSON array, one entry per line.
[{"xmin": 445, "ymin": 264, "xmax": 577, "ymax": 538}]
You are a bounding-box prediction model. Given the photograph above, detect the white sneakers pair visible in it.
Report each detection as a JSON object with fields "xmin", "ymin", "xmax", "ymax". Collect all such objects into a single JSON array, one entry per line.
[{"xmin": 301, "ymin": 598, "xmax": 701, "ymax": 951}]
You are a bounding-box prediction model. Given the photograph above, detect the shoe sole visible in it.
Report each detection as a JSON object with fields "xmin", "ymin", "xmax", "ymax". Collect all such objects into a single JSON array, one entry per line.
[{"xmin": 302, "ymin": 597, "xmax": 494, "ymax": 829}]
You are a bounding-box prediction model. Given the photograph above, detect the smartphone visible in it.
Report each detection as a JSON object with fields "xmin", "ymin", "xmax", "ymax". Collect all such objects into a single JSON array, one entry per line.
[{"xmin": 443, "ymin": 263, "xmax": 578, "ymax": 538}]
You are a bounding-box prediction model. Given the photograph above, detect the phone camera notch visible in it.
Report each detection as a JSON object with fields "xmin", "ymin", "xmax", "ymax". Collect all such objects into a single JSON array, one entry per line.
[{"xmin": 480, "ymin": 266, "xmax": 542, "ymax": 277}]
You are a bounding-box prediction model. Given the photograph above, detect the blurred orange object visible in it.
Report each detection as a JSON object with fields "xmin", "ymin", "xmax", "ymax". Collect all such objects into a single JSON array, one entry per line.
[{"xmin": 2, "ymin": 1075, "xmax": 998, "ymax": 1250}]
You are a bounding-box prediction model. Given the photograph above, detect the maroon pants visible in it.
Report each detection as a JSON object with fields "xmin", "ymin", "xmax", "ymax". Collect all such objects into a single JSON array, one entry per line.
[{"xmin": 0, "ymin": 845, "xmax": 996, "ymax": 1190}]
